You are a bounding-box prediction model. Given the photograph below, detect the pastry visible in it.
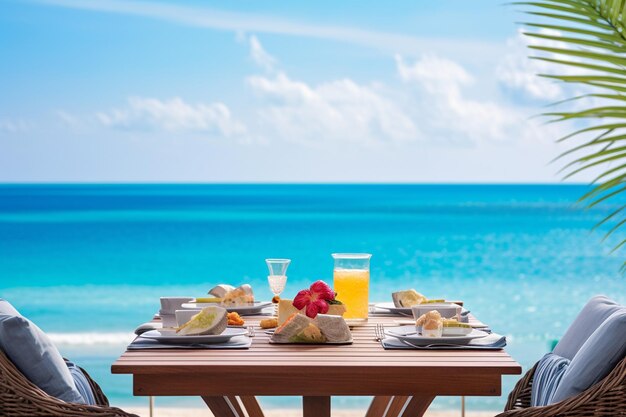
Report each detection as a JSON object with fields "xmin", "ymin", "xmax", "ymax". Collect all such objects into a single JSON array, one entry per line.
[
  {"xmin": 416, "ymin": 310, "xmax": 443, "ymax": 337},
  {"xmin": 260, "ymin": 317, "xmax": 278, "ymax": 329},
  {"xmin": 221, "ymin": 284, "xmax": 254, "ymax": 306}
]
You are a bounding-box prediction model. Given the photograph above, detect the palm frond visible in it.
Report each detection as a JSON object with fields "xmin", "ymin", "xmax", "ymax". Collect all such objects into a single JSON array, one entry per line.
[{"xmin": 520, "ymin": 0, "xmax": 626, "ymax": 260}]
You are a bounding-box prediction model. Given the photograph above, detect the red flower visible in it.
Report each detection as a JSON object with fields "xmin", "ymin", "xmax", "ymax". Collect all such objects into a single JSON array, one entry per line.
[{"xmin": 292, "ymin": 280, "xmax": 335, "ymax": 318}]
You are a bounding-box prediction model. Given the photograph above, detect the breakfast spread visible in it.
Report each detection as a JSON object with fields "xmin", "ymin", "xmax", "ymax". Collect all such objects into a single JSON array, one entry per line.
[
  {"xmin": 392, "ymin": 289, "xmax": 445, "ymax": 307},
  {"xmin": 277, "ymin": 280, "xmax": 346, "ymax": 324},
  {"xmin": 271, "ymin": 313, "xmax": 352, "ymax": 344},
  {"xmin": 176, "ymin": 306, "xmax": 228, "ymax": 336}
]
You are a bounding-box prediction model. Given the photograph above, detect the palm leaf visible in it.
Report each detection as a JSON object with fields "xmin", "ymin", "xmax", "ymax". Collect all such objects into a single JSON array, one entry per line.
[{"xmin": 520, "ymin": 0, "xmax": 626, "ymax": 263}]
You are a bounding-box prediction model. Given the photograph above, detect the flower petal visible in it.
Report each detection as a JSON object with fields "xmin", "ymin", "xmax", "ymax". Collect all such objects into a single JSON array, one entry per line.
[
  {"xmin": 310, "ymin": 280, "xmax": 335, "ymax": 300},
  {"xmin": 293, "ymin": 290, "xmax": 311, "ymax": 310},
  {"xmin": 314, "ymin": 299, "xmax": 329, "ymax": 315},
  {"xmin": 305, "ymin": 301, "xmax": 320, "ymax": 318}
]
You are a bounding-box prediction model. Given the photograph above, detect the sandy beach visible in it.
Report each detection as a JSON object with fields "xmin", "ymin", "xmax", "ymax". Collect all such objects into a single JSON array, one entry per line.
[{"xmin": 124, "ymin": 407, "xmax": 498, "ymax": 417}]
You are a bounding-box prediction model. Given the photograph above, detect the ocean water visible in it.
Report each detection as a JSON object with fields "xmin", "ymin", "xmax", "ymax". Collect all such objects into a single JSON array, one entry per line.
[{"xmin": 1, "ymin": 184, "xmax": 625, "ymax": 412}]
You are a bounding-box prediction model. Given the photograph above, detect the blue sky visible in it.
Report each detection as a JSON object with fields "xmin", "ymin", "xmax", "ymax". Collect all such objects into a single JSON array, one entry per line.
[{"xmin": 0, "ymin": 0, "xmax": 587, "ymax": 182}]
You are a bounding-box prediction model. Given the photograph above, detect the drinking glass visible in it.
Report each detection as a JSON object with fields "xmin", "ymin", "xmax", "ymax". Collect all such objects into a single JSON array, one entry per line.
[
  {"xmin": 266, "ymin": 259, "xmax": 290, "ymax": 310},
  {"xmin": 332, "ymin": 253, "xmax": 371, "ymax": 321}
]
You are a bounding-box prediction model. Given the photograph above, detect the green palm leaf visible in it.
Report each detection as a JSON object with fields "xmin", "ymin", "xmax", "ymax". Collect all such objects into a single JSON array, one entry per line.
[{"xmin": 519, "ymin": 0, "xmax": 626, "ymax": 267}]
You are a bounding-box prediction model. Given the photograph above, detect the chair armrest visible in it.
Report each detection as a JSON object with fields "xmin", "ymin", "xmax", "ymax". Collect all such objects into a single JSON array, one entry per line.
[
  {"xmin": 498, "ymin": 356, "xmax": 626, "ymax": 417},
  {"xmin": 503, "ymin": 362, "xmax": 537, "ymax": 411}
]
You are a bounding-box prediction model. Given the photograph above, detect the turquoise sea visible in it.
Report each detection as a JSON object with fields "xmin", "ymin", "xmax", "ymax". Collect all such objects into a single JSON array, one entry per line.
[{"xmin": 1, "ymin": 184, "xmax": 625, "ymax": 411}]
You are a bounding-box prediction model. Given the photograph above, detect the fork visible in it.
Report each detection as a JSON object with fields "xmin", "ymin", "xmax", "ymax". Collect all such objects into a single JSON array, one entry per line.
[
  {"xmin": 374, "ymin": 323, "xmax": 385, "ymax": 341},
  {"xmin": 247, "ymin": 325, "xmax": 255, "ymax": 337}
]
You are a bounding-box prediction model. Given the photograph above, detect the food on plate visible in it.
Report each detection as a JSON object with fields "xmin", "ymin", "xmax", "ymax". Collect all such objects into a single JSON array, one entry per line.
[
  {"xmin": 392, "ymin": 289, "xmax": 445, "ymax": 308},
  {"xmin": 314, "ymin": 314, "xmax": 352, "ymax": 343},
  {"xmin": 221, "ymin": 284, "xmax": 254, "ymax": 306},
  {"xmin": 271, "ymin": 313, "xmax": 352, "ymax": 344},
  {"xmin": 278, "ymin": 298, "xmax": 346, "ymax": 325},
  {"xmin": 275, "ymin": 280, "xmax": 345, "ymax": 325},
  {"xmin": 293, "ymin": 323, "xmax": 326, "ymax": 343},
  {"xmin": 441, "ymin": 318, "xmax": 472, "ymax": 336},
  {"xmin": 272, "ymin": 313, "xmax": 312, "ymax": 343},
  {"xmin": 194, "ymin": 297, "xmax": 222, "ymax": 303},
  {"xmin": 176, "ymin": 306, "xmax": 227, "ymax": 336},
  {"xmin": 208, "ymin": 284, "xmax": 236, "ymax": 298},
  {"xmin": 415, "ymin": 310, "xmax": 443, "ymax": 337},
  {"xmin": 260, "ymin": 317, "xmax": 279, "ymax": 329},
  {"xmin": 227, "ymin": 312, "xmax": 245, "ymax": 326}
]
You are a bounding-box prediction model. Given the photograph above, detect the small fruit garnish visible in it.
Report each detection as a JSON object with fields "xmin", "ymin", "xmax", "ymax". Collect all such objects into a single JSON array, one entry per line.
[
  {"xmin": 292, "ymin": 280, "xmax": 337, "ymax": 318},
  {"xmin": 227, "ymin": 311, "xmax": 245, "ymax": 326}
]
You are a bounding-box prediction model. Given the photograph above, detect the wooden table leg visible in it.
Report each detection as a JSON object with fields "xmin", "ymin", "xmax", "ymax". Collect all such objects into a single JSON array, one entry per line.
[
  {"xmin": 366, "ymin": 395, "xmax": 435, "ymax": 417},
  {"xmin": 303, "ymin": 396, "xmax": 331, "ymax": 417},
  {"xmin": 401, "ymin": 396, "xmax": 435, "ymax": 417},
  {"xmin": 202, "ymin": 396, "xmax": 244, "ymax": 417}
]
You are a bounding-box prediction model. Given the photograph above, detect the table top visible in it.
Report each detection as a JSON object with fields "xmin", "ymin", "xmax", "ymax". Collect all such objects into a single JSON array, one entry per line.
[{"xmin": 112, "ymin": 312, "xmax": 522, "ymax": 397}]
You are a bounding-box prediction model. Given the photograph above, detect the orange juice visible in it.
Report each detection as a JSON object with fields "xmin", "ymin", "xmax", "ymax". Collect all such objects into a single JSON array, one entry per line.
[{"xmin": 333, "ymin": 268, "xmax": 369, "ymax": 319}]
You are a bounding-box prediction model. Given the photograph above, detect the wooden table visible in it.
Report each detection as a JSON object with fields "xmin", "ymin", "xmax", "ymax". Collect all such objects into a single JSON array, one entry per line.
[{"xmin": 112, "ymin": 314, "xmax": 521, "ymax": 417}]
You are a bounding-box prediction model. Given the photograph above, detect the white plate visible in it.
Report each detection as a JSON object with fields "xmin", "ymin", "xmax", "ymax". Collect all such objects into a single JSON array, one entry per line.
[
  {"xmin": 384, "ymin": 325, "xmax": 488, "ymax": 345},
  {"xmin": 181, "ymin": 301, "xmax": 272, "ymax": 315},
  {"xmin": 375, "ymin": 302, "xmax": 463, "ymax": 316},
  {"xmin": 139, "ymin": 327, "xmax": 248, "ymax": 344}
]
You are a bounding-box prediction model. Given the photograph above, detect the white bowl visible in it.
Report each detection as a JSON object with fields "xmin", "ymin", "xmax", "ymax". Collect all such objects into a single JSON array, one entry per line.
[
  {"xmin": 159, "ymin": 297, "xmax": 194, "ymax": 315},
  {"xmin": 175, "ymin": 309, "xmax": 202, "ymax": 327},
  {"xmin": 411, "ymin": 303, "xmax": 462, "ymax": 321}
]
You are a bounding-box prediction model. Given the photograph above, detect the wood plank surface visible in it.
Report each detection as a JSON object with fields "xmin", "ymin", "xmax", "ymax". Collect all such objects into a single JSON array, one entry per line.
[{"xmin": 113, "ymin": 313, "xmax": 521, "ymax": 397}]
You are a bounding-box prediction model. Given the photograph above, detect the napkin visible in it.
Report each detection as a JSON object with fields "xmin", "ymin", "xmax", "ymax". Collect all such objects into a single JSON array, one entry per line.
[
  {"xmin": 128, "ymin": 335, "xmax": 252, "ymax": 350},
  {"xmin": 382, "ymin": 332, "xmax": 506, "ymax": 350}
]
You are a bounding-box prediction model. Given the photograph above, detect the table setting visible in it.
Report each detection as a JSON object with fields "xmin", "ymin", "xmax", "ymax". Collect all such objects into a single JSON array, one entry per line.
[{"xmin": 127, "ymin": 252, "xmax": 506, "ymax": 352}]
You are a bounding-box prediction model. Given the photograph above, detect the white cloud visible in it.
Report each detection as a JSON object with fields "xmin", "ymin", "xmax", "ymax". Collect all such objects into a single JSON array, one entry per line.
[
  {"xmin": 96, "ymin": 97, "xmax": 246, "ymax": 137},
  {"xmin": 495, "ymin": 29, "xmax": 598, "ymax": 101},
  {"xmin": 396, "ymin": 54, "xmax": 531, "ymax": 143},
  {"xmin": 246, "ymin": 72, "xmax": 419, "ymax": 145},
  {"xmin": 249, "ymin": 35, "xmax": 276, "ymax": 72}
]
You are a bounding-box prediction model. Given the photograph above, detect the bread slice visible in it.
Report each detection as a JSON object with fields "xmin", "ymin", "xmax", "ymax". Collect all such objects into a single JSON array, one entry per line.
[
  {"xmin": 176, "ymin": 306, "xmax": 228, "ymax": 336},
  {"xmin": 314, "ymin": 314, "xmax": 352, "ymax": 343},
  {"xmin": 272, "ymin": 313, "xmax": 311, "ymax": 343}
]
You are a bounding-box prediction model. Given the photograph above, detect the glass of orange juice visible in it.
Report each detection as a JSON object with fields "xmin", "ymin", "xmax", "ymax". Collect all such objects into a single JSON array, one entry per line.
[{"xmin": 332, "ymin": 253, "xmax": 372, "ymax": 322}]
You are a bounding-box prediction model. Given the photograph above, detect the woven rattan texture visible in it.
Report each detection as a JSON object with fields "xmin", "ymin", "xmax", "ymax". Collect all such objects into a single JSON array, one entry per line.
[
  {"xmin": 0, "ymin": 350, "xmax": 138, "ymax": 417},
  {"xmin": 497, "ymin": 356, "xmax": 626, "ymax": 417}
]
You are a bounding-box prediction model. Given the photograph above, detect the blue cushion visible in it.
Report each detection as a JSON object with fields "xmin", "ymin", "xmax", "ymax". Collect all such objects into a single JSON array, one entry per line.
[
  {"xmin": 551, "ymin": 309, "xmax": 626, "ymax": 404},
  {"xmin": 530, "ymin": 353, "xmax": 570, "ymax": 407},
  {"xmin": 553, "ymin": 295, "xmax": 622, "ymax": 360},
  {"xmin": 0, "ymin": 299, "xmax": 20, "ymax": 316},
  {"xmin": 65, "ymin": 359, "xmax": 97, "ymax": 406},
  {"xmin": 0, "ymin": 301, "xmax": 85, "ymax": 404}
]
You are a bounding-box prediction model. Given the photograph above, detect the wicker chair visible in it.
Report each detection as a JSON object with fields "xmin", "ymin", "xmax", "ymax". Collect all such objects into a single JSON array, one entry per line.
[
  {"xmin": 0, "ymin": 349, "xmax": 138, "ymax": 417},
  {"xmin": 495, "ymin": 355, "xmax": 626, "ymax": 417}
]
